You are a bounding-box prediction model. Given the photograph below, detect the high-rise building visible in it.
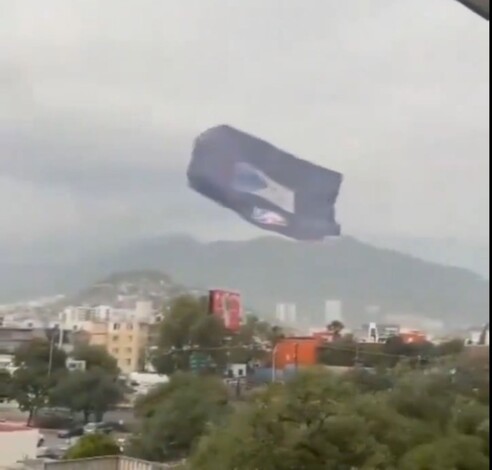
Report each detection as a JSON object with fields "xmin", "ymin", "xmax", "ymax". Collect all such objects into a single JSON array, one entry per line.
[
  {"xmin": 324, "ymin": 300, "xmax": 342, "ymax": 325},
  {"xmin": 275, "ymin": 303, "xmax": 297, "ymax": 324}
]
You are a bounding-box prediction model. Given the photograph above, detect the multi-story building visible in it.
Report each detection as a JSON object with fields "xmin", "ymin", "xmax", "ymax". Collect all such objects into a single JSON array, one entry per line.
[
  {"xmin": 81, "ymin": 320, "xmax": 150, "ymax": 374},
  {"xmin": 324, "ymin": 300, "xmax": 343, "ymax": 325},
  {"xmin": 358, "ymin": 323, "xmax": 401, "ymax": 343},
  {"xmin": 59, "ymin": 301, "xmax": 155, "ymax": 332},
  {"xmin": 275, "ymin": 303, "xmax": 297, "ymax": 325},
  {"xmin": 0, "ymin": 327, "xmax": 47, "ymax": 354}
]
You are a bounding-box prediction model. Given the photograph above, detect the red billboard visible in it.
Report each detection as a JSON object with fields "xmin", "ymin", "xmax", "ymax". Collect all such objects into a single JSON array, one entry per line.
[{"xmin": 208, "ymin": 289, "xmax": 242, "ymax": 333}]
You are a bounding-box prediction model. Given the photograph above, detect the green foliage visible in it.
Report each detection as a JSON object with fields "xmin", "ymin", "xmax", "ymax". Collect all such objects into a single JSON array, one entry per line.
[
  {"xmin": 189, "ymin": 363, "xmax": 489, "ymax": 469},
  {"xmin": 319, "ymin": 335, "xmax": 467, "ymax": 369},
  {"xmin": 14, "ymin": 337, "xmax": 66, "ymax": 372},
  {"xmin": 327, "ymin": 320, "xmax": 344, "ymax": 338},
  {"xmin": 71, "ymin": 344, "xmax": 119, "ymax": 376},
  {"xmin": 190, "ymin": 370, "xmax": 391, "ymax": 470},
  {"xmin": 0, "ymin": 369, "xmax": 11, "ymax": 399},
  {"xmin": 152, "ymin": 295, "xmax": 227, "ymax": 375},
  {"xmin": 10, "ymin": 339, "xmax": 67, "ymax": 424},
  {"xmin": 451, "ymin": 353, "xmax": 490, "ymax": 405},
  {"xmin": 128, "ymin": 372, "xmax": 230, "ymax": 462},
  {"xmin": 152, "ymin": 298, "xmax": 280, "ymax": 375},
  {"xmin": 64, "ymin": 433, "xmax": 121, "ymax": 460},
  {"xmin": 344, "ymin": 367, "xmax": 394, "ymax": 393},
  {"xmin": 399, "ymin": 434, "xmax": 489, "ymax": 470},
  {"xmin": 9, "ymin": 367, "xmax": 52, "ymax": 424},
  {"xmin": 51, "ymin": 368, "xmax": 124, "ymax": 423},
  {"xmin": 8, "ymin": 341, "xmax": 123, "ymax": 426},
  {"xmin": 436, "ymin": 338, "xmax": 465, "ymax": 356},
  {"xmin": 222, "ymin": 315, "xmax": 282, "ymax": 366}
]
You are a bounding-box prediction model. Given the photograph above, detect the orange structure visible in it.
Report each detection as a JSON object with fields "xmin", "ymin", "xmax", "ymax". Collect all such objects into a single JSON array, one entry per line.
[{"xmin": 274, "ymin": 336, "xmax": 324, "ymax": 369}]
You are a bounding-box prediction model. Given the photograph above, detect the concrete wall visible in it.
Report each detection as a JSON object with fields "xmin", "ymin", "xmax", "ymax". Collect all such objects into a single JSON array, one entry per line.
[{"xmin": 42, "ymin": 456, "xmax": 181, "ymax": 470}]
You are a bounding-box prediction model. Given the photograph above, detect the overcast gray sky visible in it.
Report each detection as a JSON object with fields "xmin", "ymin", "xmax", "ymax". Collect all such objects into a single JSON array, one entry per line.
[{"xmin": 0, "ymin": 0, "xmax": 489, "ymax": 251}]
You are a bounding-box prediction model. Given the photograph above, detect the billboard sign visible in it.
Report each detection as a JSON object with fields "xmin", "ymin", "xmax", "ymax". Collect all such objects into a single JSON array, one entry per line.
[{"xmin": 208, "ymin": 289, "xmax": 242, "ymax": 333}]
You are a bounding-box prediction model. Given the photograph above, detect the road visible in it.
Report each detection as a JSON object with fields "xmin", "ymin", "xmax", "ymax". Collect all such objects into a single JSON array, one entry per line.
[{"xmin": 0, "ymin": 406, "xmax": 136, "ymax": 426}]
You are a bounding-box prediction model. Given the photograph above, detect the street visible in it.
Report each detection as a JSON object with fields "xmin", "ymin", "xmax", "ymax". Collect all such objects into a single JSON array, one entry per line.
[{"xmin": 0, "ymin": 406, "xmax": 136, "ymax": 426}]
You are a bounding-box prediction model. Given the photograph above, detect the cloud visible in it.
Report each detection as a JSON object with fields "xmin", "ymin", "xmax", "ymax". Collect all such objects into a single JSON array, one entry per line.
[{"xmin": 0, "ymin": 0, "xmax": 489, "ymax": 249}]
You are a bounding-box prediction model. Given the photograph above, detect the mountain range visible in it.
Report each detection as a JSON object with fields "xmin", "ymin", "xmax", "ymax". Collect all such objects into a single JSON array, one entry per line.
[{"xmin": 0, "ymin": 235, "xmax": 488, "ymax": 328}]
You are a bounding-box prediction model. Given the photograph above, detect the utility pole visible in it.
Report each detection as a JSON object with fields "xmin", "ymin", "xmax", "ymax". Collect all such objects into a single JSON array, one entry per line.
[
  {"xmin": 271, "ymin": 344, "xmax": 278, "ymax": 382},
  {"xmin": 47, "ymin": 326, "xmax": 57, "ymax": 377},
  {"xmin": 354, "ymin": 341, "xmax": 360, "ymax": 367}
]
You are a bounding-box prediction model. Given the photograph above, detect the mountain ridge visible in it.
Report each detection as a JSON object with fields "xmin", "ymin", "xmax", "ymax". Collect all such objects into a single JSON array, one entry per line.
[
  {"xmin": 101, "ymin": 235, "xmax": 488, "ymax": 327},
  {"xmin": 0, "ymin": 235, "xmax": 488, "ymax": 329}
]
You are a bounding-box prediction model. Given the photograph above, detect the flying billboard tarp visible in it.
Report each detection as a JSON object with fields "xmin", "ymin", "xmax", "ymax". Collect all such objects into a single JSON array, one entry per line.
[
  {"xmin": 455, "ymin": 0, "xmax": 489, "ymax": 20},
  {"xmin": 187, "ymin": 125, "xmax": 343, "ymax": 241}
]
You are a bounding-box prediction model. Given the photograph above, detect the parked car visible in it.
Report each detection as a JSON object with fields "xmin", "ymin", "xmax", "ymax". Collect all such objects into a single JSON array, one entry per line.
[
  {"xmin": 57, "ymin": 426, "xmax": 84, "ymax": 439},
  {"xmin": 83, "ymin": 422, "xmax": 112, "ymax": 434},
  {"xmin": 104, "ymin": 420, "xmax": 129, "ymax": 433}
]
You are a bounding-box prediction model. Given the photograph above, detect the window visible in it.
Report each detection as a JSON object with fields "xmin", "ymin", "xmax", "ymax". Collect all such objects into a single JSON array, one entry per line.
[
  {"xmin": 127, "ymin": 323, "xmax": 134, "ymax": 330},
  {"xmin": 126, "ymin": 359, "xmax": 131, "ymax": 365},
  {"xmin": 113, "ymin": 323, "xmax": 120, "ymax": 330},
  {"xmin": 112, "ymin": 348, "xmax": 119, "ymax": 354},
  {"xmin": 126, "ymin": 347, "xmax": 132, "ymax": 354},
  {"xmin": 112, "ymin": 335, "xmax": 118, "ymax": 341}
]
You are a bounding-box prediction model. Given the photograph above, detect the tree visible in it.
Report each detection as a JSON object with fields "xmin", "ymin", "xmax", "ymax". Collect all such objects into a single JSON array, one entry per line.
[
  {"xmin": 436, "ymin": 338, "xmax": 465, "ymax": 356},
  {"xmin": 0, "ymin": 369, "xmax": 11, "ymax": 399},
  {"xmin": 64, "ymin": 434, "xmax": 121, "ymax": 460},
  {"xmin": 451, "ymin": 353, "xmax": 490, "ymax": 405},
  {"xmin": 399, "ymin": 435, "xmax": 489, "ymax": 470},
  {"xmin": 190, "ymin": 369, "xmax": 392, "ymax": 470},
  {"xmin": 14, "ymin": 338, "xmax": 66, "ymax": 372},
  {"xmin": 10, "ymin": 339, "xmax": 67, "ymax": 425},
  {"xmin": 222, "ymin": 315, "xmax": 279, "ymax": 366},
  {"xmin": 9, "ymin": 367, "xmax": 52, "ymax": 425},
  {"xmin": 71, "ymin": 344, "xmax": 119, "ymax": 376},
  {"xmin": 189, "ymin": 367, "xmax": 489, "ymax": 469},
  {"xmin": 327, "ymin": 320, "xmax": 344, "ymax": 339},
  {"xmin": 51, "ymin": 368, "xmax": 124, "ymax": 423},
  {"xmin": 345, "ymin": 367, "xmax": 394, "ymax": 393},
  {"xmin": 388, "ymin": 371, "xmax": 456, "ymax": 430},
  {"xmin": 128, "ymin": 372, "xmax": 230, "ymax": 462},
  {"xmin": 152, "ymin": 295, "xmax": 227, "ymax": 375}
]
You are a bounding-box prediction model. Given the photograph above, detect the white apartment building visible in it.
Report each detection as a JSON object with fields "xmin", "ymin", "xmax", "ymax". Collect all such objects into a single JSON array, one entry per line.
[
  {"xmin": 324, "ymin": 300, "xmax": 343, "ymax": 324},
  {"xmin": 59, "ymin": 301, "xmax": 155, "ymax": 332},
  {"xmin": 275, "ymin": 303, "xmax": 297, "ymax": 324}
]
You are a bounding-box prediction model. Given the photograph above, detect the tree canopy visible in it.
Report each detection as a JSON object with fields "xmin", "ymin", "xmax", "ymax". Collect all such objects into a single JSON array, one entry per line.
[
  {"xmin": 128, "ymin": 372, "xmax": 230, "ymax": 462},
  {"xmin": 152, "ymin": 296, "xmax": 227, "ymax": 375},
  {"xmin": 188, "ymin": 365, "xmax": 489, "ymax": 469},
  {"xmin": 151, "ymin": 295, "xmax": 282, "ymax": 375},
  {"xmin": 71, "ymin": 344, "xmax": 119, "ymax": 376},
  {"xmin": 9, "ymin": 338, "xmax": 67, "ymax": 424},
  {"xmin": 0, "ymin": 368, "xmax": 11, "ymax": 399},
  {"xmin": 51, "ymin": 367, "xmax": 124, "ymax": 423}
]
